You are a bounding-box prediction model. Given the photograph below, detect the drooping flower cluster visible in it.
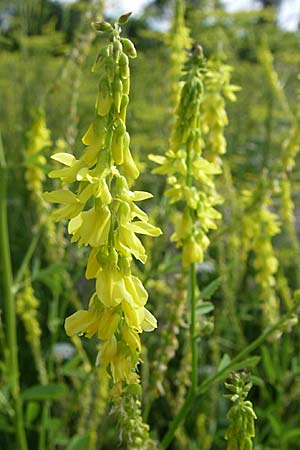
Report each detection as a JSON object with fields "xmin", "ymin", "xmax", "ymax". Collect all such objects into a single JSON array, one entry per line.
[
  {"xmin": 150, "ymin": 46, "xmax": 222, "ymax": 267},
  {"xmin": 44, "ymin": 16, "xmax": 161, "ymax": 391},
  {"xmin": 224, "ymin": 372, "xmax": 257, "ymax": 450}
]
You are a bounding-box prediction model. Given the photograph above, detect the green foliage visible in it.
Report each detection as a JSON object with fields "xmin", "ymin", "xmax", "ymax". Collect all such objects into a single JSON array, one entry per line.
[{"xmin": 1, "ymin": 1, "xmax": 300, "ymax": 449}]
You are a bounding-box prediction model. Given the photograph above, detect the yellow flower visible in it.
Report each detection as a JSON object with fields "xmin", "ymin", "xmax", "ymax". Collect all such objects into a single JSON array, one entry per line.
[{"xmin": 45, "ymin": 18, "xmax": 161, "ymax": 391}]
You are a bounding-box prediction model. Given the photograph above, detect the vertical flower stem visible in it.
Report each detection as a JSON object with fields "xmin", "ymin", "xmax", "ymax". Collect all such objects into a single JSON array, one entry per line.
[
  {"xmin": 159, "ymin": 262, "xmax": 198, "ymax": 450},
  {"xmin": 189, "ymin": 262, "xmax": 198, "ymax": 392},
  {"xmin": 0, "ymin": 132, "xmax": 28, "ymax": 450}
]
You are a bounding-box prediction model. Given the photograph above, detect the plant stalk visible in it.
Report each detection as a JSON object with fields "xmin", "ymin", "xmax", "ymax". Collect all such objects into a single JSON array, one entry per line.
[
  {"xmin": 0, "ymin": 133, "xmax": 28, "ymax": 450},
  {"xmin": 159, "ymin": 262, "xmax": 198, "ymax": 450}
]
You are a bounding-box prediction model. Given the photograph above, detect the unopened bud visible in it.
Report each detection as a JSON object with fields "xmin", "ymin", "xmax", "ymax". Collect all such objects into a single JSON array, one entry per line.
[
  {"xmin": 121, "ymin": 38, "xmax": 137, "ymax": 58},
  {"xmin": 93, "ymin": 21, "xmax": 113, "ymax": 32}
]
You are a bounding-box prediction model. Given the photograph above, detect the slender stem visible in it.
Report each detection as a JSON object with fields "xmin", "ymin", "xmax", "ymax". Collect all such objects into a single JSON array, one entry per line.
[
  {"xmin": 0, "ymin": 133, "xmax": 28, "ymax": 450},
  {"xmin": 159, "ymin": 390, "xmax": 194, "ymax": 450},
  {"xmin": 189, "ymin": 263, "xmax": 198, "ymax": 392},
  {"xmin": 14, "ymin": 225, "xmax": 43, "ymax": 290},
  {"xmin": 159, "ymin": 263, "xmax": 198, "ymax": 450}
]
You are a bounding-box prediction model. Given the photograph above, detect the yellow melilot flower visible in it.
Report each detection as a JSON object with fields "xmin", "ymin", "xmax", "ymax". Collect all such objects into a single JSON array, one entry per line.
[
  {"xmin": 150, "ymin": 46, "xmax": 225, "ymax": 267},
  {"xmin": 44, "ymin": 17, "xmax": 161, "ymax": 391}
]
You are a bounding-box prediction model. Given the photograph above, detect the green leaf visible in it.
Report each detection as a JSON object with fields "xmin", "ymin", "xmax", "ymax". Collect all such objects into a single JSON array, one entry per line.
[
  {"xmin": 218, "ymin": 353, "xmax": 231, "ymax": 372},
  {"xmin": 22, "ymin": 384, "xmax": 68, "ymax": 401},
  {"xmin": 261, "ymin": 346, "xmax": 276, "ymax": 384},
  {"xmin": 201, "ymin": 277, "xmax": 221, "ymax": 300},
  {"xmin": 229, "ymin": 356, "xmax": 261, "ymax": 372},
  {"xmin": 66, "ymin": 433, "xmax": 90, "ymax": 450},
  {"xmin": 196, "ymin": 301, "xmax": 214, "ymax": 315},
  {"xmin": 250, "ymin": 375, "xmax": 265, "ymax": 387},
  {"xmin": 60, "ymin": 354, "xmax": 82, "ymax": 376}
]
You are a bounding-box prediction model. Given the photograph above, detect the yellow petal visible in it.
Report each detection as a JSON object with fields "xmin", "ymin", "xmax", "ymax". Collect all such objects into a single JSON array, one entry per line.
[
  {"xmin": 51, "ymin": 152, "xmax": 75, "ymax": 166},
  {"xmin": 65, "ymin": 310, "xmax": 98, "ymax": 336},
  {"xmin": 124, "ymin": 221, "xmax": 162, "ymax": 236},
  {"xmin": 142, "ymin": 308, "xmax": 157, "ymax": 331},
  {"xmin": 44, "ymin": 190, "xmax": 78, "ymax": 204}
]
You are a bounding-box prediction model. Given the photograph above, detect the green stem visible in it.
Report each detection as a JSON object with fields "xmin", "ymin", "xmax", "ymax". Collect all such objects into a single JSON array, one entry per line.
[
  {"xmin": 0, "ymin": 133, "xmax": 28, "ymax": 450},
  {"xmin": 159, "ymin": 263, "xmax": 198, "ymax": 450},
  {"xmin": 189, "ymin": 263, "xmax": 198, "ymax": 392},
  {"xmin": 14, "ymin": 225, "xmax": 43, "ymax": 290}
]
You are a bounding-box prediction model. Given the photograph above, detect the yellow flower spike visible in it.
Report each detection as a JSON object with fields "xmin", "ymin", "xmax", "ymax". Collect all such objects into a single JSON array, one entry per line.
[
  {"xmin": 151, "ymin": 46, "xmax": 236, "ymax": 269},
  {"xmin": 45, "ymin": 17, "xmax": 161, "ymax": 391}
]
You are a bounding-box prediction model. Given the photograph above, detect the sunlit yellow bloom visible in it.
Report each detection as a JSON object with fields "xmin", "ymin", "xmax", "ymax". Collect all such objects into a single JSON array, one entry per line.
[{"xmin": 45, "ymin": 18, "xmax": 161, "ymax": 391}]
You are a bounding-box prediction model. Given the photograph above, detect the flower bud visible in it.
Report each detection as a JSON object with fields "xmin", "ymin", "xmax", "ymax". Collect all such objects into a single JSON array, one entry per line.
[
  {"xmin": 113, "ymin": 78, "xmax": 123, "ymax": 112},
  {"xmin": 97, "ymin": 79, "xmax": 112, "ymax": 116},
  {"xmin": 122, "ymin": 133, "xmax": 139, "ymax": 179},
  {"xmin": 119, "ymin": 52, "xmax": 130, "ymax": 79},
  {"xmin": 93, "ymin": 21, "xmax": 113, "ymax": 32},
  {"xmin": 121, "ymin": 38, "xmax": 137, "ymax": 58}
]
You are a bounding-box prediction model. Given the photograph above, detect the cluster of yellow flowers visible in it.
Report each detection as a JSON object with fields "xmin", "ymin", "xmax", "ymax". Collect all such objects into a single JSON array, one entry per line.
[
  {"xmin": 45, "ymin": 16, "xmax": 161, "ymax": 392},
  {"xmin": 150, "ymin": 46, "xmax": 223, "ymax": 267},
  {"xmin": 257, "ymin": 41, "xmax": 290, "ymax": 114},
  {"xmin": 25, "ymin": 108, "xmax": 51, "ymax": 204},
  {"xmin": 242, "ymin": 190, "xmax": 280, "ymax": 325},
  {"xmin": 16, "ymin": 281, "xmax": 42, "ymax": 344},
  {"xmin": 202, "ymin": 59, "xmax": 239, "ymax": 164},
  {"xmin": 16, "ymin": 278, "xmax": 48, "ymax": 384}
]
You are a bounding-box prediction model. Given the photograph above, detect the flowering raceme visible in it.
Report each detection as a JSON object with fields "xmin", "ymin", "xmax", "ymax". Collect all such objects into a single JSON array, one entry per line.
[
  {"xmin": 150, "ymin": 46, "xmax": 223, "ymax": 267},
  {"xmin": 25, "ymin": 108, "xmax": 51, "ymax": 205},
  {"xmin": 44, "ymin": 16, "xmax": 161, "ymax": 392},
  {"xmin": 241, "ymin": 189, "xmax": 280, "ymax": 327}
]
